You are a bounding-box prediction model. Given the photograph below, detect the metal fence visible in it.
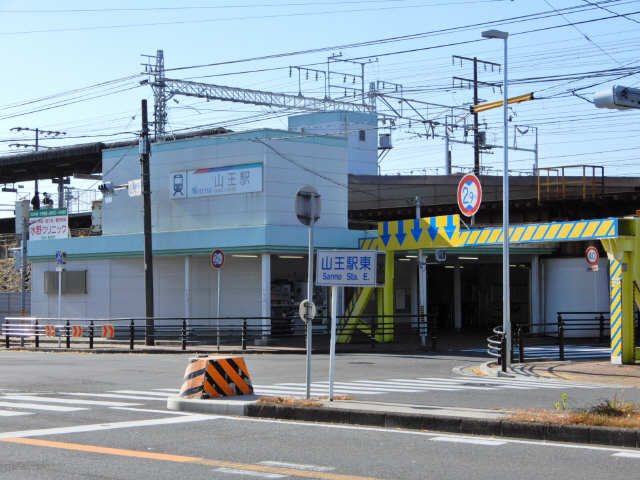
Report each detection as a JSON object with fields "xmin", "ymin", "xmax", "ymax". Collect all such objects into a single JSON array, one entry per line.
[
  {"xmin": 2, "ymin": 314, "xmax": 433, "ymax": 351},
  {"xmin": 0, "ymin": 293, "xmax": 29, "ymax": 318}
]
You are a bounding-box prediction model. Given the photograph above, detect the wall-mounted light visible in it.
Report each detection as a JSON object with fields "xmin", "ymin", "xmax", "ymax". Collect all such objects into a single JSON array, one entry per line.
[
  {"xmin": 458, "ymin": 256, "xmax": 479, "ymax": 260},
  {"xmin": 279, "ymin": 255, "xmax": 304, "ymax": 259},
  {"xmin": 232, "ymin": 254, "xmax": 258, "ymax": 258}
]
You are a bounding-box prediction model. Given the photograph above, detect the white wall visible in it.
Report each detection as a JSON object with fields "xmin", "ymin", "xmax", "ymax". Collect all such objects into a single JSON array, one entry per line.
[
  {"xmin": 101, "ymin": 132, "xmax": 348, "ymax": 235},
  {"xmin": 288, "ymin": 112, "xmax": 378, "ymax": 175},
  {"xmin": 31, "ymin": 255, "xmax": 261, "ymax": 319},
  {"xmin": 541, "ymin": 257, "xmax": 609, "ymax": 336}
]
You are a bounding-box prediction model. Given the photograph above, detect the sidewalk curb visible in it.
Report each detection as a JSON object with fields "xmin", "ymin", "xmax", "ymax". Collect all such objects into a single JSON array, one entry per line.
[
  {"xmin": 479, "ymin": 361, "xmax": 516, "ymax": 378},
  {"xmin": 245, "ymin": 404, "xmax": 640, "ymax": 448},
  {"xmin": 167, "ymin": 396, "xmax": 640, "ymax": 449}
]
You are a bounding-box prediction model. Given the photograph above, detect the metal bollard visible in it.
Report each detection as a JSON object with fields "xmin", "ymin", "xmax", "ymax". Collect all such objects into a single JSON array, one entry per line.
[
  {"xmin": 501, "ymin": 335, "xmax": 507, "ymax": 372},
  {"xmin": 4, "ymin": 321, "xmax": 9, "ymax": 349},
  {"xmin": 599, "ymin": 314, "xmax": 605, "ymax": 344},
  {"xmin": 558, "ymin": 319, "xmax": 565, "ymax": 361},
  {"xmin": 35, "ymin": 319, "xmax": 39, "ymax": 348},
  {"xmin": 518, "ymin": 325, "xmax": 525, "ymax": 363},
  {"xmin": 241, "ymin": 319, "xmax": 247, "ymax": 351},
  {"xmin": 129, "ymin": 320, "xmax": 135, "ymax": 351},
  {"xmin": 89, "ymin": 320, "xmax": 94, "ymax": 350},
  {"xmin": 181, "ymin": 318, "xmax": 187, "ymax": 351},
  {"xmin": 65, "ymin": 320, "xmax": 71, "ymax": 349}
]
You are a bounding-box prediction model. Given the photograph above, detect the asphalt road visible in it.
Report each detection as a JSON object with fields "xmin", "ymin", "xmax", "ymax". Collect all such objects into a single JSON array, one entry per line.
[
  {"xmin": 1, "ymin": 399, "xmax": 640, "ymax": 480},
  {"xmin": 1, "ymin": 351, "xmax": 637, "ymax": 410},
  {"xmin": 1, "ymin": 351, "xmax": 639, "ymax": 479}
]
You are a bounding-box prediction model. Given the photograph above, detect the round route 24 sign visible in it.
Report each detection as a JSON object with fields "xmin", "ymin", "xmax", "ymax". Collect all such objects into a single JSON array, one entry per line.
[
  {"xmin": 457, "ymin": 173, "xmax": 483, "ymax": 217},
  {"xmin": 210, "ymin": 249, "xmax": 225, "ymax": 269},
  {"xmin": 585, "ymin": 246, "xmax": 599, "ymax": 266}
]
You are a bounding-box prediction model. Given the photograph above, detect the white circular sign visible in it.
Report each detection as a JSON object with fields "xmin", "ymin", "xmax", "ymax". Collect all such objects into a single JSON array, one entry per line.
[
  {"xmin": 457, "ymin": 174, "xmax": 483, "ymax": 217},
  {"xmin": 585, "ymin": 246, "xmax": 599, "ymax": 266},
  {"xmin": 298, "ymin": 299, "xmax": 316, "ymax": 323},
  {"xmin": 210, "ymin": 249, "xmax": 224, "ymax": 269}
]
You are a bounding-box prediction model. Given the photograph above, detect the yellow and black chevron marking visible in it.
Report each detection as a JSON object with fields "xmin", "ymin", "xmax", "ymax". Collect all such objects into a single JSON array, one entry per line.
[
  {"xmin": 609, "ymin": 258, "xmax": 623, "ymax": 360},
  {"xmin": 370, "ymin": 215, "xmax": 619, "ymax": 252},
  {"xmin": 179, "ymin": 356, "xmax": 254, "ymax": 399},
  {"xmin": 458, "ymin": 218, "xmax": 618, "ymax": 247}
]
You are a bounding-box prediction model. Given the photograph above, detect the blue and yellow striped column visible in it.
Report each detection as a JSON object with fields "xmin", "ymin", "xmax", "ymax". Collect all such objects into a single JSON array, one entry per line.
[{"xmin": 609, "ymin": 257, "xmax": 623, "ymax": 365}]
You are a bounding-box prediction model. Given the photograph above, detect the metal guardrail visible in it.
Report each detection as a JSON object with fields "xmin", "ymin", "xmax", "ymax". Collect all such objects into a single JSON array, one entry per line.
[
  {"xmin": 2, "ymin": 314, "xmax": 433, "ymax": 351},
  {"xmin": 488, "ymin": 311, "xmax": 614, "ymax": 368}
]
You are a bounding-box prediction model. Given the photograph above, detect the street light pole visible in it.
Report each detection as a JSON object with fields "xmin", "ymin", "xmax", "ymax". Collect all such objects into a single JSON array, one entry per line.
[{"xmin": 482, "ymin": 29, "xmax": 510, "ymax": 370}]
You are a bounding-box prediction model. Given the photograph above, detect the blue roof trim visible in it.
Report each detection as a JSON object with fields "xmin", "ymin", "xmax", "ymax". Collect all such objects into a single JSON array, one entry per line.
[{"xmin": 28, "ymin": 225, "xmax": 363, "ymax": 258}]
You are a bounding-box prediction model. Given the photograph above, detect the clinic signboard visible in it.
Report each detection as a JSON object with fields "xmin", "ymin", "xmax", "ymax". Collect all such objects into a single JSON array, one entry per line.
[
  {"xmin": 29, "ymin": 208, "xmax": 69, "ymax": 241},
  {"xmin": 170, "ymin": 162, "xmax": 262, "ymax": 199}
]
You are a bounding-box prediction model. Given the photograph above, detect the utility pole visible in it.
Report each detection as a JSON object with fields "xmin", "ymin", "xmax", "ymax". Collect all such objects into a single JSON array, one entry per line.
[
  {"xmin": 141, "ymin": 50, "xmax": 167, "ymax": 141},
  {"xmin": 9, "ymin": 127, "xmax": 65, "ymax": 209},
  {"xmin": 140, "ymin": 99, "xmax": 155, "ymax": 346},
  {"xmin": 21, "ymin": 217, "xmax": 27, "ymax": 318},
  {"xmin": 452, "ymin": 55, "xmax": 501, "ymax": 175}
]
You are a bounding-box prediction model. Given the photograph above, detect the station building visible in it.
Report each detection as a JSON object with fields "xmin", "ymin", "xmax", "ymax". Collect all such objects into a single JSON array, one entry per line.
[
  {"xmin": 9, "ymin": 110, "xmax": 638, "ymax": 357},
  {"xmin": 26, "ymin": 112, "xmax": 377, "ymax": 333}
]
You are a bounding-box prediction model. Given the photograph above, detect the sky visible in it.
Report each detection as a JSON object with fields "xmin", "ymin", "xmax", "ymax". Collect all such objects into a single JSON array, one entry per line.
[{"xmin": 1, "ymin": 0, "xmax": 639, "ymax": 217}]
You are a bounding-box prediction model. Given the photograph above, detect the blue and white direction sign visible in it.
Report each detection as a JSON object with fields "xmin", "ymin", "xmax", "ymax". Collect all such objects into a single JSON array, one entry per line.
[
  {"xmin": 55, "ymin": 250, "xmax": 66, "ymax": 265},
  {"xmin": 316, "ymin": 250, "xmax": 377, "ymax": 287}
]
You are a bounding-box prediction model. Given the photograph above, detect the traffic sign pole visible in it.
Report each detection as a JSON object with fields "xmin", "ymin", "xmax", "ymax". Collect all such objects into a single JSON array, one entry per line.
[
  {"xmin": 210, "ymin": 249, "xmax": 225, "ymax": 351},
  {"xmin": 306, "ymin": 224, "xmax": 314, "ymax": 399},
  {"xmin": 329, "ymin": 285, "xmax": 338, "ymax": 401},
  {"xmin": 295, "ymin": 185, "xmax": 321, "ymax": 400},
  {"xmin": 217, "ymin": 269, "xmax": 222, "ymax": 351}
]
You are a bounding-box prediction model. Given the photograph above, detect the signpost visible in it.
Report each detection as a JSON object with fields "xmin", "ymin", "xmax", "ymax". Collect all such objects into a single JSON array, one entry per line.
[
  {"xmin": 457, "ymin": 173, "xmax": 482, "ymax": 217},
  {"xmin": 56, "ymin": 250, "xmax": 66, "ymax": 319},
  {"xmin": 295, "ymin": 185, "xmax": 321, "ymax": 399},
  {"xmin": 210, "ymin": 249, "xmax": 224, "ymax": 351},
  {"xmin": 586, "ymin": 246, "xmax": 599, "ymax": 272},
  {"xmin": 316, "ymin": 249, "xmax": 378, "ymax": 401}
]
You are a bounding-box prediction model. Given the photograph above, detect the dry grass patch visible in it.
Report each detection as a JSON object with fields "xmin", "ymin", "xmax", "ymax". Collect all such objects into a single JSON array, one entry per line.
[
  {"xmin": 508, "ymin": 396, "xmax": 640, "ymax": 429},
  {"xmin": 257, "ymin": 396, "xmax": 323, "ymax": 408},
  {"xmin": 317, "ymin": 395, "xmax": 354, "ymax": 401}
]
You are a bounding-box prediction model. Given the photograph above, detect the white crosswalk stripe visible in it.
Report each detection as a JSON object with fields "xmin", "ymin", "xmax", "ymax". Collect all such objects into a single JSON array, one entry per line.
[
  {"xmin": 0, "ymin": 401, "xmax": 86, "ymax": 412},
  {"xmin": 0, "ymin": 409, "xmax": 32, "ymax": 417},
  {"xmin": 0, "ymin": 395, "xmax": 141, "ymax": 407},
  {"xmin": 108, "ymin": 390, "xmax": 170, "ymax": 397},
  {"xmin": 58, "ymin": 392, "xmax": 166, "ymax": 401},
  {"xmin": 252, "ymin": 375, "xmax": 609, "ymax": 397}
]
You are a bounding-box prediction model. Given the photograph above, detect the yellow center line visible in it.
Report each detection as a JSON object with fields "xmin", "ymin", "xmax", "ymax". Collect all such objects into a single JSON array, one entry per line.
[{"xmin": 1, "ymin": 437, "xmax": 382, "ymax": 480}]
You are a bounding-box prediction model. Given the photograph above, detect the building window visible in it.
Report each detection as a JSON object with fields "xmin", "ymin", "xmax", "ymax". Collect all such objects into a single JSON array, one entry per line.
[{"xmin": 359, "ymin": 130, "xmax": 366, "ymax": 142}]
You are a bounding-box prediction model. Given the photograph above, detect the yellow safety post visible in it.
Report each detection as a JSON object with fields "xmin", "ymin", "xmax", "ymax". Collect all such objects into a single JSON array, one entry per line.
[
  {"xmin": 602, "ymin": 217, "xmax": 639, "ymax": 364},
  {"xmin": 608, "ymin": 257, "xmax": 623, "ymax": 364},
  {"xmin": 383, "ymin": 251, "xmax": 395, "ymax": 343},
  {"xmin": 621, "ymin": 251, "xmax": 635, "ymax": 364}
]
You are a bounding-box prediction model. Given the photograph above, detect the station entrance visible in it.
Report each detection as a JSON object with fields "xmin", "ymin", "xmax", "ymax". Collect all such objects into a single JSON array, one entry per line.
[{"xmin": 338, "ymin": 213, "xmax": 639, "ymax": 364}]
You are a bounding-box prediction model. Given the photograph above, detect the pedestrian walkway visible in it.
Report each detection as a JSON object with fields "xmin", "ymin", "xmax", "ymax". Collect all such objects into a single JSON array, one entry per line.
[
  {"xmin": 461, "ymin": 345, "xmax": 609, "ymax": 360},
  {"xmin": 500, "ymin": 360, "xmax": 640, "ymax": 387},
  {"xmin": 0, "ymin": 390, "xmax": 171, "ymax": 419},
  {"xmin": 0, "ymin": 374, "xmax": 612, "ymax": 419},
  {"xmin": 250, "ymin": 375, "xmax": 608, "ymax": 397}
]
